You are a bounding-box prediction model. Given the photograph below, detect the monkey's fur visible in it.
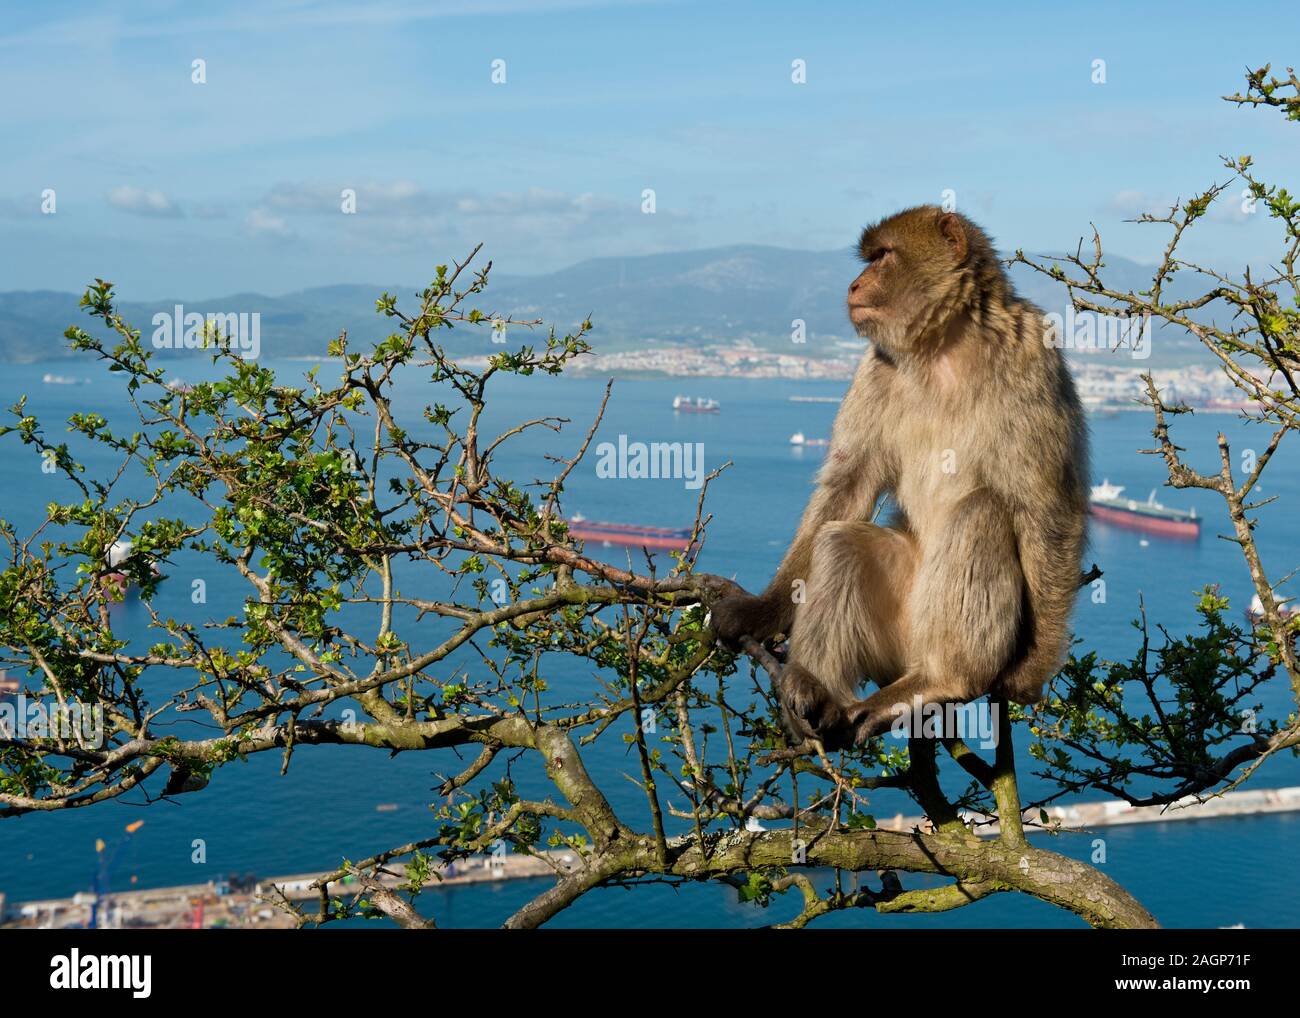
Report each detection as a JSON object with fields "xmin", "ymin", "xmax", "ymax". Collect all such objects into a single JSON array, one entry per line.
[{"xmin": 711, "ymin": 206, "xmax": 1088, "ymax": 749}]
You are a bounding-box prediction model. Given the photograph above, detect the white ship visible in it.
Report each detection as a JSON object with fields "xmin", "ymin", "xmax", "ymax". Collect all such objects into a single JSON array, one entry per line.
[
  {"xmin": 671, "ymin": 395, "xmax": 719, "ymax": 413},
  {"xmin": 789, "ymin": 432, "xmax": 830, "ymax": 447}
]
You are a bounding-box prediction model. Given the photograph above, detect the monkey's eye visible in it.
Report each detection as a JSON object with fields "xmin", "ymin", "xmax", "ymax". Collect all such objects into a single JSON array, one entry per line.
[{"xmin": 864, "ymin": 247, "xmax": 890, "ymax": 266}]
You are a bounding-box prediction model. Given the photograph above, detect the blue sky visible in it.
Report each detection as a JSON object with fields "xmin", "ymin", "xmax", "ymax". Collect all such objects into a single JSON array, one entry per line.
[{"xmin": 0, "ymin": 0, "xmax": 1295, "ymax": 298}]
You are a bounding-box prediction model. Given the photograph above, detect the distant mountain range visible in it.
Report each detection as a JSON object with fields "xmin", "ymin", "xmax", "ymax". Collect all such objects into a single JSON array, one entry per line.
[{"xmin": 0, "ymin": 244, "xmax": 1208, "ymax": 366}]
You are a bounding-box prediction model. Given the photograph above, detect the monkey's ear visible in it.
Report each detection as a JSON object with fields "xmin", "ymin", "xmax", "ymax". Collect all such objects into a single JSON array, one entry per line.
[{"xmin": 937, "ymin": 212, "xmax": 969, "ymax": 264}]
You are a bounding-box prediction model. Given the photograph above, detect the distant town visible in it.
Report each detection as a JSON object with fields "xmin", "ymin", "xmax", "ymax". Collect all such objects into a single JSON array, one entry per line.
[
  {"xmin": 5, "ymin": 786, "xmax": 1296, "ymax": 928},
  {"xmin": 524, "ymin": 340, "xmax": 1264, "ymax": 414},
  {"xmin": 39, "ymin": 335, "xmax": 1264, "ymax": 415},
  {"xmin": 1072, "ymin": 360, "xmax": 1259, "ymax": 414}
]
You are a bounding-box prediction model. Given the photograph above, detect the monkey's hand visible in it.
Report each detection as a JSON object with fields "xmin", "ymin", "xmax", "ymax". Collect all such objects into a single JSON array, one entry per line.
[
  {"xmin": 778, "ymin": 664, "xmax": 854, "ymax": 750},
  {"xmin": 709, "ymin": 590, "xmax": 788, "ymax": 649}
]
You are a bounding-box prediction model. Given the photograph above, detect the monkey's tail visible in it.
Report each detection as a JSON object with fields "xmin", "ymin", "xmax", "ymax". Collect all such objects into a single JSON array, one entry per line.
[
  {"xmin": 993, "ymin": 523, "xmax": 1083, "ymax": 706},
  {"xmin": 992, "ymin": 629, "xmax": 1066, "ymax": 705}
]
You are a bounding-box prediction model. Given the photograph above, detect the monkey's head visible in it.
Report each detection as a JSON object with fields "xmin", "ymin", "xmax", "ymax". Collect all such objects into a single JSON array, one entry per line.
[{"xmin": 848, "ymin": 205, "xmax": 1005, "ymax": 355}]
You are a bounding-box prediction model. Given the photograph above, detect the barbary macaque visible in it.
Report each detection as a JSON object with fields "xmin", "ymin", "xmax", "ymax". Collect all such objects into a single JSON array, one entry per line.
[{"xmin": 711, "ymin": 205, "xmax": 1088, "ymax": 749}]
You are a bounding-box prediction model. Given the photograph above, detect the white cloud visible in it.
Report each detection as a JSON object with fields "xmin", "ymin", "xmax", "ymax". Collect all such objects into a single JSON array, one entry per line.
[
  {"xmin": 106, "ymin": 185, "xmax": 183, "ymax": 218},
  {"xmin": 191, "ymin": 203, "xmax": 229, "ymax": 220},
  {"xmin": 454, "ymin": 188, "xmax": 617, "ymax": 217},
  {"xmin": 1105, "ymin": 188, "xmax": 1258, "ymax": 226},
  {"xmin": 264, "ymin": 180, "xmax": 429, "ymax": 214},
  {"xmin": 1209, "ymin": 192, "xmax": 1259, "ymax": 225},
  {"xmin": 0, "ymin": 195, "xmax": 39, "ymax": 219},
  {"xmin": 0, "ymin": 2, "xmax": 642, "ymax": 50},
  {"xmin": 262, "ymin": 181, "xmax": 626, "ymax": 221},
  {"xmin": 227, "ymin": 180, "xmax": 696, "ymax": 265},
  {"xmin": 244, "ymin": 207, "xmax": 296, "ymax": 240},
  {"xmin": 1105, "ymin": 189, "xmax": 1167, "ymax": 218}
]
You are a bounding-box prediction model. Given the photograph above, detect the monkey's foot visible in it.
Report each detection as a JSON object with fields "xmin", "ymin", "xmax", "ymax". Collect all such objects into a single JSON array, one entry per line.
[
  {"xmin": 843, "ymin": 701, "xmax": 897, "ymax": 746},
  {"xmin": 778, "ymin": 664, "xmax": 855, "ymax": 750}
]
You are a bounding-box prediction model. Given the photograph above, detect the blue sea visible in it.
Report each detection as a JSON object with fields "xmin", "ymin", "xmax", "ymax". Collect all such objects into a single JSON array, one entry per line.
[{"xmin": 1, "ymin": 358, "xmax": 1297, "ymax": 928}]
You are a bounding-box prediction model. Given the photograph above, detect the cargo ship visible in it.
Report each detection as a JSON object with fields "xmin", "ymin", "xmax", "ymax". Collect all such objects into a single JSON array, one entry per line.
[
  {"xmin": 1089, "ymin": 480, "xmax": 1200, "ymax": 539},
  {"xmin": 566, "ymin": 514, "xmax": 696, "ymax": 552},
  {"xmin": 672, "ymin": 395, "xmax": 719, "ymax": 414}
]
